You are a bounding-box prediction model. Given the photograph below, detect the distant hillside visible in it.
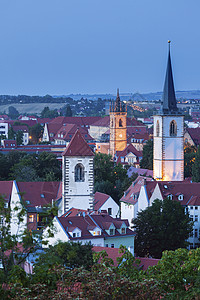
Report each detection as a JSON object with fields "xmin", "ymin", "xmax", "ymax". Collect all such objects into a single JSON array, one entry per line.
[{"xmin": 58, "ymin": 90, "xmax": 200, "ymax": 101}]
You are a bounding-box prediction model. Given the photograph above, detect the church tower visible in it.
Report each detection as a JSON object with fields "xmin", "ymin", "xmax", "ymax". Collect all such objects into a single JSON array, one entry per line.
[
  {"xmin": 153, "ymin": 42, "xmax": 184, "ymax": 181},
  {"xmin": 62, "ymin": 130, "xmax": 94, "ymax": 214},
  {"xmin": 109, "ymin": 89, "xmax": 127, "ymax": 157}
]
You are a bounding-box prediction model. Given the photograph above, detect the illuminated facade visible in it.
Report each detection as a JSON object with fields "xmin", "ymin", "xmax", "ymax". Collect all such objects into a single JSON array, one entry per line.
[
  {"xmin": 109, "ymin": 89, "xmax": 127, "ymax": 157},
  {"xmin": 153, "ymin": 43, "xmax": 184, "ymax": 181}
]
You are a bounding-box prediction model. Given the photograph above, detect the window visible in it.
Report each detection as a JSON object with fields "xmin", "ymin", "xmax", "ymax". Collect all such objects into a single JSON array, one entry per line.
[
  {"xmin": 111, "ymin": 244, "xmax": 114, "ymax": 248},
  {"xmin": 194, "ymin": 229, "xmax": 198, "ymax": 238},
  {"xmin": 108, "ymin": 208, "xmax": 112, "ymax": 216},
  {"xmin": 75, "ymin": 164, "xmax": 85, "ymax": 182},
  {"xmin": 178, "ymin": 194, "xmax": 183, "ymax": 201},
  {"xmin": 97, "ymin": 231, "xmax": 100, "ymax": 235},
  {"xmin": 195, "ymin": 215, "xmax": 198, "ymax": 222},
  {"xmin": 105, "ymin": 244, "xmax": 108, "ymax": 247},
  {"xmin": 156, "ymin": 120, "xmax": 159, "ymax": 137},
  {"xmin": 29, "ymin": 215, "xmax": 34, "ymax": 223},
  {"xmin": 195, "ymin": 206, "xmax": 198, "ymax": 210},
  {"xmin": 170, "ymin": 120, "xmax": 177, "ymax": 137},
  {"xmin": 73, "ymin": 233, "xmax": 76, "ymax": 238},
  {"xmin": 190, "ymin": 215, "xmax": 193, "ymax": 221},
  {"xmin": 77, "ymin": 232, "xmax": 80, "ymax": 237},
  {"xmin": 109, "ymin": 229, "xmax": 114, "ymax": 235},
  {"xmin": 119, "ymin": 119, "xmax": 123, "ymax": 127},
  {"xmin": 121, "ymin": 227, "xmax": 126, "ymax": 234},
  {"xmin": 190, "ymin": 206, "xmax": 193, "ymax": 210}
]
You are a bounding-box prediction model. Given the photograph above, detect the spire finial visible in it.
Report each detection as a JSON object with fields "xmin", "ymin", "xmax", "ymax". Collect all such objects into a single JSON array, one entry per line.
[
  {"xmin": 117, "ymin": 88, "xmax": 119, "ymax": 97},
  {"xmin": 168, "ymin": 40, "xmax": 171, "ymax": 51}
]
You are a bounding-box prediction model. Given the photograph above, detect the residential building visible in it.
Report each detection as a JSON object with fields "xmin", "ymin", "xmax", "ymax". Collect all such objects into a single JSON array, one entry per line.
[{"xmin": 43, "ymin": 213, "xmax": 135, "ymax": 253}]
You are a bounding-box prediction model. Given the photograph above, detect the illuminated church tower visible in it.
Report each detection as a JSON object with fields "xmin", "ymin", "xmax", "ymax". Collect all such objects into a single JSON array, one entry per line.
[
  {"xmin": 109, "ymin": 89, "xmax": 127, "ymax": 157},
  {"xmin": 153, "ymin": 42, "xmax": 184, "ymax": 181}
]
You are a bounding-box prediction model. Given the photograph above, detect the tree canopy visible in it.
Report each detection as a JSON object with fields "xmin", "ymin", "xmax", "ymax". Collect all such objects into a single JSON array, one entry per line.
[
  {"xmin": 192, "ymin": 145, "xmax": 200, "ymax": 182},
  {"xmin": 133, "ymin": 197, "xmax": 193, "ymax": 258},
  {"xmin": 139, "ymin": 139, "xmax": 153, "ymax": 170},
  {"xmin": 94, "ymin": 153, "xmax": 132, "ymax": 203}
]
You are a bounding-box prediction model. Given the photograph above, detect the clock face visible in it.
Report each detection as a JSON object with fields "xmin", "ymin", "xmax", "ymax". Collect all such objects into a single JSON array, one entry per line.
[{"xmin": 119, "ymin": 134, "xmax": 122, "ymax": 138}]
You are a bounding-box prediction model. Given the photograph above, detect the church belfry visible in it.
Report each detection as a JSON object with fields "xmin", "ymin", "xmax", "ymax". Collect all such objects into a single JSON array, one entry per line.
[
  {"xmin": 109, "ymin": 89, "xmax": 127, "ymax": 157},
  {"xmin": 153, "ymin": 42, "xmax": 184, "ymax": 181}
]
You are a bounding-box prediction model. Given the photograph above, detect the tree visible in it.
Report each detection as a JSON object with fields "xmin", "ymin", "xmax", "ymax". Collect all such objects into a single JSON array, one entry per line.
[
  {"xmin": 0, "ymin": 194, "xmax": 56, "ymax": 284},
  {"xmin": 94, "ymin": 153, "xmax": 131, "ymax": 203},
  {"xmin": 16, "ymin": 130, "xmax": 23, "ymax": 145},
  {"xmin": 133, "ymin": 197, "xmax": 193, "ymax": 258},
  {"xmin": 41, "ymin": 106, "xmax": 58, "ymax": 118},
  {"xmin": 140, "ymin": 139, "xmax": 153, "ymax": 170},
  {"xmin": 8, "ymin": 126, "xmax": 15, "ymax": 140},
  {"xmin": 184, "ymin": 143, "xmax": 196, "ymax": 178},
  {"xmin": 8, "ymin": 106, "xmax": 19, "ymax": 119},
  {"xmin": 192, "ymin": 146, "xmax": 200, "ymax": 182},
  {"xmin": 29, "ymin": 123, "xmax": 43, "ymax": 144},
  {"xmin": 65, "ymin": 104, "xmax": 73, "ymax": 117},
  {"xmin": 147, "ymin": 248, "xmax": 200, "ymax": 297}
]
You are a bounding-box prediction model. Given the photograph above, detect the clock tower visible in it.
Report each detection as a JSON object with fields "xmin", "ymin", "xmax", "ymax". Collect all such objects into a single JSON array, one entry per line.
[{"xmin": 109, "ymin": 89, "xmax": 127, "ymax": 157}]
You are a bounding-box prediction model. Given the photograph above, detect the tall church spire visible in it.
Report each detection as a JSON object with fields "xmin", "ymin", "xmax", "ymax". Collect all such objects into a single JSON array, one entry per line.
[
  {"xmin": 162, "ymin": 41, "xmax": 178, "ymax": 114},
  {"xmin": 114, "ymin": 88, "xmax": 121, "ymax": 112}
]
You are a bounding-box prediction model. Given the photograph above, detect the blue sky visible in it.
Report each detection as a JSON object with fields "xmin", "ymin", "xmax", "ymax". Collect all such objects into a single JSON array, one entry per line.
[{"xmin": 0, "ymin": 0, "xmax": 199, "ymax": 95}]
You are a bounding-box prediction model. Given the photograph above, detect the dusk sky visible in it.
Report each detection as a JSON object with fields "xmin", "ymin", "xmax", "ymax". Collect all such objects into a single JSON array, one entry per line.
[{"xmin": 0, "ymin": 0, "xmax": 199, "ymax": 95}]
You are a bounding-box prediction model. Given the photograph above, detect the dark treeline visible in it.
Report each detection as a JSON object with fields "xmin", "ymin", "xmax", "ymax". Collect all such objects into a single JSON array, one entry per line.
[{"xmin": 0, "ymin": 95, "xmax": 74, "ymax": 104}]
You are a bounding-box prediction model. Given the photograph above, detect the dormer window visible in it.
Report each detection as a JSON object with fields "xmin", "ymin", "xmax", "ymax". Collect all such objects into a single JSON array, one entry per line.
[
  {"xmin": 178, "ymin": 194, "xmax": 183, "ymax": 201},
  {"xmin": 121, "ymin": 227, "xmax": 126, "ymax": 234},
  {"xmin": 110, "ymin": 228, "xmax": 114, "ymax": 235}
]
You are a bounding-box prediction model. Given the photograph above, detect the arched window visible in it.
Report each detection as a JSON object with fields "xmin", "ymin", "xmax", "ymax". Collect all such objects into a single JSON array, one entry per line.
[
  {"xmin": 75, "ymin": 164, "xmax": 85, "ymax": 182},
  {"xmin": 119, "ymin": 119, "xmax": 123, "ymax": 127},
  {"xmin": 170, "ymin": 120, "xmax": 177, "ymax": 136},
  {"xmin": 156, "ymin": 120, "xmax": 160, "ymax": 137}
]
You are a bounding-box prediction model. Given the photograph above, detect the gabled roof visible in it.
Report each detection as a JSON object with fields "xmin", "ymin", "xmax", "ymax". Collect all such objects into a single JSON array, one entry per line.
[
  {"xmin": 58, "ymin": 214, "xmax": 134, "ymax": 240},
  {"xmin": 186, "ymin": 128, "xmax": 200, "ymax": 146},
  {"xmin": 62, "ymin": 130, "xmax": 94, "ymax": 157},
  {"xmin": 120, "ymin": 176, "xmax": 154, "ymax": 205},
  {"xmin": 12, "ymin": 125, "xmax": 28, "ymax": 132},
  {"xmin": 94, "ymin": 192, "xmax": 110, "ymax": 210},
  {"xmin": 127, "ymin": 166, "xmax": 153, "ymax": 178},
  {"xmin": 91, "ymin": 116, "xmax": 110, "ymax": 127},
  {"xmin": 0, "ymin": 181, "xmax": 13, "ymax": 202},
  {"xmin": 49, "ymin": 116, "xmax": 102, "ymax": 126},
  {"xmin": 157, "ymin": 181, "xmax": 200, "ymax": 206},
  {"xmin": 54, "ymin": 124, "xmax": 93, "ymax": 142},
  {"xmin": 93, "ymin": 246, "xmax": 159, "ymax": 269},
  {"xmin": 17, "ymin": 181, "xmax": 60, "ymax": 207},
  {"xmin": 116, "ymin": 144, "xmax": 142, "ymax": 164}
]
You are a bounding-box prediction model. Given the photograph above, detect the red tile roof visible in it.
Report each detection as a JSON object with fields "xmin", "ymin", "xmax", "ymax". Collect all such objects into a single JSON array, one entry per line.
[
  {"xmin": 116, "ymin": 144, "xmax": 142, "ymax": 164},
  {"xmin": 54, "ymin": 124, "xmax": 93, "ymax": 142},
  {"xmin": 17, "ymin": 181, "xmax": 60, "ymax": 207},
  {"xmin": 120, "ymin": 176, "xmax": 154, "ymax": 204},
  {"xmin": 62, "ymin": 130, "xmax": 94, "ymax": 157},
  {"xmin": 12, "ymin": 125, "xmax": 28, "ymax": 132},
  {"xmin": 0, "ymin": 181, "xmax": 13, "ymax": 201},
  {"xmin": 93, "ymin": 247, "xmax": 159, "ymax": 269},
  {"xmin": 157, "ymin": 181, "xmax": 200, "ymax": 206},
  {"xmin": 186, "ymin": 128, "xmax": 200, "ymax": 146},
  {"xmin": 49, "ymin": 116, "xmax": 102, "ymax": 126},
  {"xmin": 94, "ymin": 192, "xmax": 110, "ymax": 210},
  {"xmin": 91, "ymin": 116, "xmax": 110, "ymax": 127}
]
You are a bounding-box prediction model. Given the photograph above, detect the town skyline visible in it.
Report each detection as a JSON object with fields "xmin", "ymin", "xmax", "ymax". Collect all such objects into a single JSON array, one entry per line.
[{"xmin": 0, "ymin": 0, "xmax": 199, "ymax": 95}]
